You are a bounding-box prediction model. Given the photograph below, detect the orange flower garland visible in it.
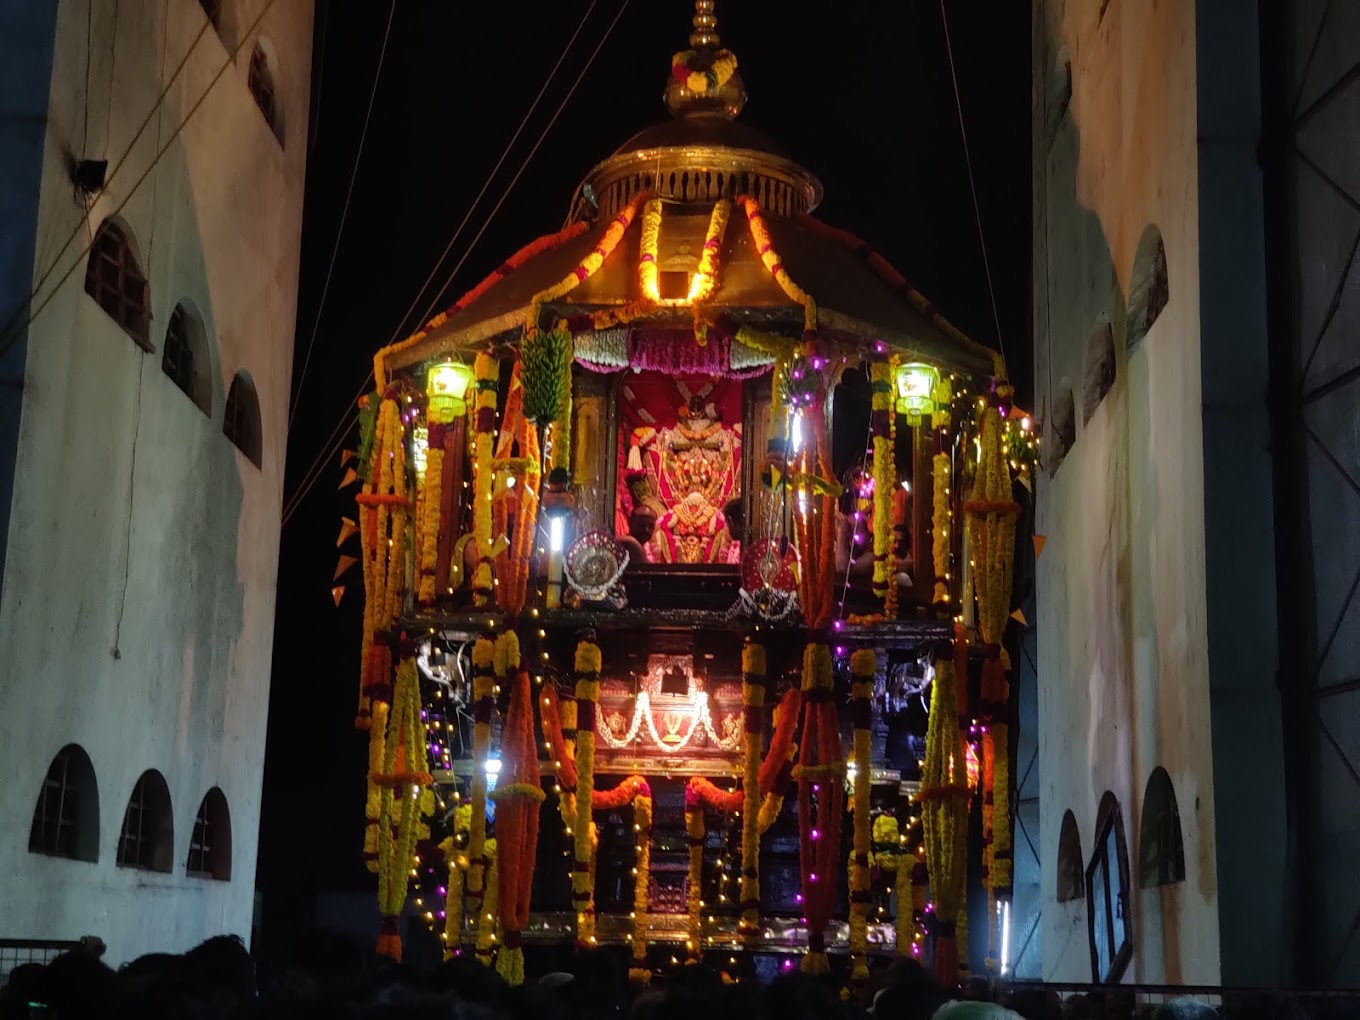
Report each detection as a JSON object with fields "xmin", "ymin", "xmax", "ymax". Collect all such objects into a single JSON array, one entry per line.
[
  {"xmin": 492, "ymin": 362, "xmax": 541, "ymax": 615},
  {"xmin": 492, "ymin": 631, "xmax": 543, "ymax": 986},
  {"xmin": 738, "ymin": 196, "xmax": 816, "ymax": 336},
  {"xmin": 528, "ymin": 194, "xmax": 645, "ymax": 331},
  {"xmin": 794, "ymin": 643, "xmax": 843, "ymax": 975},
  {"xmin": 789, "ymin": 359, "xmax": 839, "ymax": 629}
]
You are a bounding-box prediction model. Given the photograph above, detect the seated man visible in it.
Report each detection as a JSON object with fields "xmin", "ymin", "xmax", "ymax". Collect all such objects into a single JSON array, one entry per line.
[{"xmin": 618, "ymin": 506, "xmax": 657, "ymax": 568}]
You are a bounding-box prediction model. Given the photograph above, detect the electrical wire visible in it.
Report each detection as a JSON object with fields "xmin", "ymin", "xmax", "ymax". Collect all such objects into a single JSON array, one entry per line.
[
  {"xmin": 0, "ymin": 0, "xmax": 275, "ymax": 362},
  {"xmin": 281, "ymin": 370, "xmax": 373, "ymax": 525},
  {"xmin": 939, "ymin": 0, "xmax": 1007, "ymax": 365},
  {"xmin": 410, "ymin": 0, "xmax": 631, "ymax": 333},
  {"xmin": 289, "ymin": 0, "xmax": 395, "ymax": 431},
  {"xmin": 386, "ymin": 0, "xmax": 603, "ymax": 346},
  {"xmin": 0, "ymin": 9, "xmax": 216, "ymax": 349},
  {"xmin": 282, "ymin": 0, "xmax": 631, "ymax": 527}
]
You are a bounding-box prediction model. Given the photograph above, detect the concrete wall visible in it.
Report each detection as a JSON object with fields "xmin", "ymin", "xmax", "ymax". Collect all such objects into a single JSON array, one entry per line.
[
  {"xmin": 0, "ymin": 0, "xmax": 310, "ymax": 964},
  {"xmin": 1031, "ymin": 0, "xmax": 1221, "ymax": 983}
]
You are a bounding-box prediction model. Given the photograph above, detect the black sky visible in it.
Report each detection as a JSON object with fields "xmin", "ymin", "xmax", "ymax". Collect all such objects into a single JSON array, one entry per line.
[{"xmin": 258, "ymin": 0, "xmax": 1030, "ymax": 949}]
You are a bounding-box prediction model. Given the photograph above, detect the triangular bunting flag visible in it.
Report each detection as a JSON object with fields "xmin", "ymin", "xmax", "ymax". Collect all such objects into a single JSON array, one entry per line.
[
  {"xmin": 340, "ymin": 448, "xmax": 356, "ymax": 467},
  {"xmin": 1032, "ymin": 534, "xmax": 1047, "ymax": 558},
  {"xmin": 336, "ymin": 517, "xmax": 358, "ymax": 547},
  {"xmin": 339, "ymin": 466, "xmax": 358, "ymax": 489},
  {"xmin": 331, "ymin": 585, "xmax": 346, "ymax": 607},
  {"xmin": 1010, "ymin": 608, "xmax": 1028, "ymax": 627},
  {"xmin": 333, "ymin": 554, "xmax": 358, "ymax": 581}
]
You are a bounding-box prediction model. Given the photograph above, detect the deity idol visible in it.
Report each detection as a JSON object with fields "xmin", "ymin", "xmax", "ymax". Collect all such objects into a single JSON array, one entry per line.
[{"xmin": 627, "ymin": 395, "xmax": 742, "ymax": 564}]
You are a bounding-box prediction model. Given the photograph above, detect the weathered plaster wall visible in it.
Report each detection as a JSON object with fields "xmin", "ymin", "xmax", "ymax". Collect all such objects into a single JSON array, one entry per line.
[
  {"xmin": 1032, "ymin": 0, "xmax": 1221, "ymax": 983},
  {"xmin": 0, "ymin": 0, "xmax": 310, "ymax": 963}
]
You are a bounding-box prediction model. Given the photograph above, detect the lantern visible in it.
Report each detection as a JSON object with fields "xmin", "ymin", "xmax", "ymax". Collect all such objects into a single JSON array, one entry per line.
[
  {"xmin": 426, "ymin": 360, "xmax": 474, "ymax": 424},
  {"xmin": 895, "ymin": 362, "xmax": 940, "ymax": 424}
]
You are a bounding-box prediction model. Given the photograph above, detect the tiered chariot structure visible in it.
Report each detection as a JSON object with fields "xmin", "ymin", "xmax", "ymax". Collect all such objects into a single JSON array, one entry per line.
[{"xmin": 349, "ymin": 1, "xmax": 1035, "ymax": 988}]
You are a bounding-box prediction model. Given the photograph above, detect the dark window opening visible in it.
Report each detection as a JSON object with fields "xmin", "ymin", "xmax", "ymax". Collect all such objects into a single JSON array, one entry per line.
[
  {"xmin": 224, "ymin": 372, "xmax": 263, "ymax": 468},
  {"xmin": 248, "ymin": 44, "xmax": 283, "ymax": 146},
  {"xmin": 117, "ymin": 770, "xmax": 174, "ymax": 873},
  {"xmin": 1082, "ymin": 322, "xmax": 1116, "ymax": 425},
  {"xmin": 1139, "ymin": 766, "xmax": 1186, "ymax": 887},
  {"xmin": 84, "ymin": 220, "xmax": 151, "ymax": 348},
  {"xmin": 1057, "ymin": 808, "xmax": 1083, "ymax": 902},
  {"xmin": 1087, "ymin": 791, "xmax": 1133, "ymax": 983},
  {"xmin": 1127, "ymin": 225, "xmax": 1169, "ymax": 351},
  {"xmin": 187, "ymin": 788, "xmax": 232, "ymax": 881},
  {"xmin": 29, "ymin": 745, "xmax": 100, "ymax": 862},
  {"xmin": 162, "ymin": 303, "xmax": 212, "ymax": 415}
]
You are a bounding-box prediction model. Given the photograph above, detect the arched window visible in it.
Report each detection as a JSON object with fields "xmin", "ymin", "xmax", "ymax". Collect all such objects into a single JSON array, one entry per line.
[
  {"xmin": 1087, "ymin": 791, "xmax": 1133, "ymax": 983},
  {"xmin": 1139, "ymin": 766, "xmax": 1186, "ymax": 887},
  {"xmin": 1047, "ymin": 380, "xmax": 1076, "ymax": 476},
  {"xmin": 1057, "ymin": 809, "xmax": 1084, "ymax": 902},
  {"xmin": 187, "ymin": 788, "xmax": 232, "ymax": 881},
  {"xmin": 224, "ymin": 371, "xmax": 262, "ymax": 468},
  {"xmin": 1127, "ymin": 225, "xmax": 1169, "ymax": 351},
  {"xmin": 29, "ymin": 745, "xmax": 100, "ymax": 862},
  {"xmin": 248, "ymin": 42, "xmax": 284, "ymax": 146},
  {"xmin": 117, "ymin": 770, "xmax": 174, "ymax": 873},
  {"xmin": 84, "ymin": 219, "xmax": 151, "ymax": 349},
  {"xmin": 1082, "ymin": 321, "xmax": 1116, "ymax": 425},
  {"xmin": 161, "ymin": 303, "xmax": 212, "ymax": 415}
]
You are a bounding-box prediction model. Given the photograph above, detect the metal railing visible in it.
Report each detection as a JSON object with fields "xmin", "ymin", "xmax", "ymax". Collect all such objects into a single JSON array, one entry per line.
[
  {"xmin": 998, "ymin": 983, "xmax": 1360, "ymax": 1020},
  {"xmin": 0, "ymin": 939, "xmax": 84, "ymax": 986}
]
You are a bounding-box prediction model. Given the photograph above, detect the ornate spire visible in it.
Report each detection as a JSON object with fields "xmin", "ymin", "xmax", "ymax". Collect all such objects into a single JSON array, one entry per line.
[{"xmin": 664, "ymin": 0, "xmax": 746, "ymax": 120}]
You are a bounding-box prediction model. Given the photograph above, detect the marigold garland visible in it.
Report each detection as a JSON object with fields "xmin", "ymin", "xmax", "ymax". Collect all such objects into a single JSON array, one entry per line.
[
  {"xmin": 921, "ymin": 640, "xmax": 969, "ymax": 985},
  {"xmin": 671, "ymin": 47, "xmax": 738, "ymax": 94},
  {"xmin": 492, "ymin": 364, "xmax": 541, "ymax": 615},
  {"xmin": 848, "ymin": 650, "xmax": 876, "ymax": 984},
  {"xmin": 357, "ymin": 396, "xmax": 408, "ymax": 728},
  {"xmin": 572, "ymin": 638, "xmax": 602, "ymax": 947},
  {"xmin": 932, "ymin": 453, "xmax": 953, "ymax": 606},
  {"xmin": 528, "ymin": 194, "xmax": 645, "ymax": 330},
  {"xmin": 471, "ymin": 356, "xmax": 500, "ymax": 606},
  {"xmin": 738, "ymin": 196, "xmax": 817, "ymax": 337},
  {"xmin": 638, "ymin": 198, "xmax": 664, "ymax": 304},
  {"xmin": 493, "ymin": 631, "xmax": 541, "ymax": 986},
  {"xmin": 375, "ymin": 656, "xmax": 429, "ymax": 961},
  {"xmin": 466, "ymin": 638, "xmax": 496, "ymax": 923},
  {"xmin": 630, "ymin": 789, "xmax": 654, "ymax": 983},
  {"xmin": 441, "ymin": 831, "xmax": 467, "ymax": 958},
  {"xmin": 417, "ymin": 435, "xmax": 443, "ymax": 605},
  {"xmin": 685, "ymin": 801, "xmax": 705, "ymax": 959},
  {"xmin": 476, "ymin": 837, "xmax": 499, "ymax": 966},
  {"xmin": 739, "ymin": 641, "xmax": 766, "ymax": 944},
  {"xmin": 797, "ymin": 643, "xmax": 842, "ymax": 975},
  {"xmin": 869, "ymin": 356, "xmax": 896, "ymax": 603}
]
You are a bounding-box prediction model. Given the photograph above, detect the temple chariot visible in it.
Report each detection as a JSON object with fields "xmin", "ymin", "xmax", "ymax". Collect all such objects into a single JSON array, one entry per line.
[{"xmin": 350, "ymin": 0, "xmax": 1033, "ymax": 988}]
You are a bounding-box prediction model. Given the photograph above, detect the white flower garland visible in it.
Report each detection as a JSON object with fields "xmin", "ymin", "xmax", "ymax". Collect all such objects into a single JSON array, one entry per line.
[{"xmin": 595, "ymin": 691, "xmax": 742, "ymax": 753}]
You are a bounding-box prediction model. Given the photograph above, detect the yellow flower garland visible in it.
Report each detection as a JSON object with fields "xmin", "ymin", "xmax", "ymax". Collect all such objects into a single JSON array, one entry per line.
[
  {"xmin": 737, "ymin": 196, "xmax": 817, "ymax": 335},
  {"xmin": 629, "ymin": 793, "xmax": 653, "ymax": 983},
  {"xmin": 671, "ymin": 48, "xmax": 738, "ymax": 94},
  {"xmin": 375, "ymin": 657, "xmax": 429, "ymax": 961},
  {"xmin": 848, "ymin": 650, "xmax": 875, "ymax": 983},
  {"xmin": 932, "ymin": 453, "xmax": 952, "ymax": 606},
  {"xmin": 471, "ymin": 355, "xmax": 499, "ymax": 607},
  {"xmin": 476, "ymin": 836, "xmax": 499, "ymax": 966},
  {"xmin": 466, "ymin": 638, "xmax": 496, "ymax": 921},
  {"xmin": 572, "ymin": 638, "xmax": 602, "ymax": 947},
  {"xmin": 417, "ymin": 440, "xmax": 443, "ymax": 604},
  {"xmin": 685, "ymin": 805, "xmax": 704, "ymax": 958},
  {"xmin": 921, "ymin": 645, "xmax": 969, "ymax": 984},
  {"xmin": 869, "ymin": 357, "xmax": 895, "ymax": 602},
  {"xmin": 639, "ymin": 198, "xmax": 663, "ymax": 303},
  {"xmin": 739, "ymin": 641, "xmax": 766, "ymax": 944},
  {"xmin": 442, "ymin": 842, "xmax": 466, "ymax": 958}
]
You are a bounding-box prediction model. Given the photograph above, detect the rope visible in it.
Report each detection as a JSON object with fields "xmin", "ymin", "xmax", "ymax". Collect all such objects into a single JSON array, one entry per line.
[
  {"xmin": 409, "ymin": 0, "xmax": 633, "ymax": 333},
  {"xmin": 289, "ymin": 0, "xmax": 395, "ymax": 431},
  {"xmin": 386, "ymin": 0, "xmax": 603, "ymax": 345},
  {"xmin": 0, "ymin": 0, "xmax": 276, "ymax": 362},
  {"xmin": 939, "ymin": 0, "xmax": 1006, "ymax": 367}
]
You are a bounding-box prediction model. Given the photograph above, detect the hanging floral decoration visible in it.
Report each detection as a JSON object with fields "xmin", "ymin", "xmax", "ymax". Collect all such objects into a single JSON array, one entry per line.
[
  {"xmin": 465, "ymin": 637, "xmax": 497, "ymax": 926},
  {"xmin": 932, "ymin": 453, "xmax": 953, "ymax": 607},
  {"xmin": 416, "ymin": 420, "xmax": 443, "ymax": 606},
  {"xmin": 539, "ymin": 682, "xmax": 579, "ymax": 830},
  {"xmin": 374, "ymin": 655, "xmax": 430, "ymax": 961},
  {"xmin": 471, "ymin": 356, "xmax": 500, "ymax": 606},
  {"xmin": 920, "ymin": 635, "xmax": 970, "ymax": 985},
  {"xmin": 476, "ymin": 837, "xmax": 499, "ymax": 965},
  {"xmin": 870, "ymin": 814, "xmax": 923, "ymax": 958},
  {"xmin": 790, "ymin": 356, "xmax": 840, "ymax": 630},
  {"xmin": 492, "ymin": 363, "xmax": 541, "ymax": 615},
  {"xmin": 847, "ymin": 650, "xmax": 876, "ymax": 983},
  {"xmin": 869, "ymin": 353, "xmax": 896, "ymax": 603},
  {"xmin": 738, "ymin": 196, "xmax": 817, "ymax": 338},
  {"xmin": 356, "ymin": 393, "xmax": 409, "ymax": 728},
  {"xmin": 685, "ymin": 796, "xmax": 705, "ymax": 959},
  {"xmin": 440, "ymin": 813, "xmax": 468, "ymax": 958},
  {"xmin": 738, "ymin": 641, "xmax": 766, "ymax": 944},
  {"xmin": 638, "ymin": 198, "xmax": 664, "ymax": 304},
  {"xmin": 629, "ymin": 787, "xmax": 654, "ymax": 984},
  {"xmin": 688, "ymin": 199, "xmax": 731, "ymax": 307},
  {"xmin": 793, "ymin": 643, "xmax": 844, "ymax": 974},
  {"xmin": 572, "ymin": 636, "xmax": 602, "ymax": 947},
  {"xmin": 885, "ymin": 367, "xmax": 902, "ymax": 619},
  {"xmin": 671, "ymin": 47, "xmax": 738, "ymax": 94},
  {"xmin": 527, "ymin": 193, "xmax": 645, "ymax": 331},
  {"xmin": 490, "ymin": 631, "xmax": 543, "ymax": 986},
  {"xmin": 965, "ymin": 400, "xmax": 1019, "ymax": 901}
]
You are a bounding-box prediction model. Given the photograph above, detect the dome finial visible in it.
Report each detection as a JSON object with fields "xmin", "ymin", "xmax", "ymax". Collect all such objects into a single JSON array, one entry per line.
[
  {"xmin": 690, "ymin": 0, "xmax": 720, "ymax": 49},
  {"xmin": 665, "ymin": 0, "xmax": 745, "ymax": 119}
]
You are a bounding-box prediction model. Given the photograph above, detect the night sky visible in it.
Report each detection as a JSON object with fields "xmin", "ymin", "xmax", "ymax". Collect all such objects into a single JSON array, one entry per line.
[{"xmin": 258, "ymin": 0, "xmax": 1030, "ymax": 950}]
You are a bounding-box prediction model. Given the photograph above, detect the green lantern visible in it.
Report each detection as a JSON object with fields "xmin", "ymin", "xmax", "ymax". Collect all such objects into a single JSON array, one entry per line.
[
  {"xmin": 895, "ymin": 361, "xmax": 940, "ymax": 424},
  {"xmin": 426, "ymin": 360, "xmax": 474, "ymax": 424}
]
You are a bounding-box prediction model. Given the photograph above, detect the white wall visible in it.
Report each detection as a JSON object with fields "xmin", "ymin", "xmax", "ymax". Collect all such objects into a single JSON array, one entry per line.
[
  {"xmin": 1032, "ymin": 0, "xmax": 1221, "ymax": 984},
  {"xmin": 0, "ymin": 0, "xmax": 309, "ymax": 965}
]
